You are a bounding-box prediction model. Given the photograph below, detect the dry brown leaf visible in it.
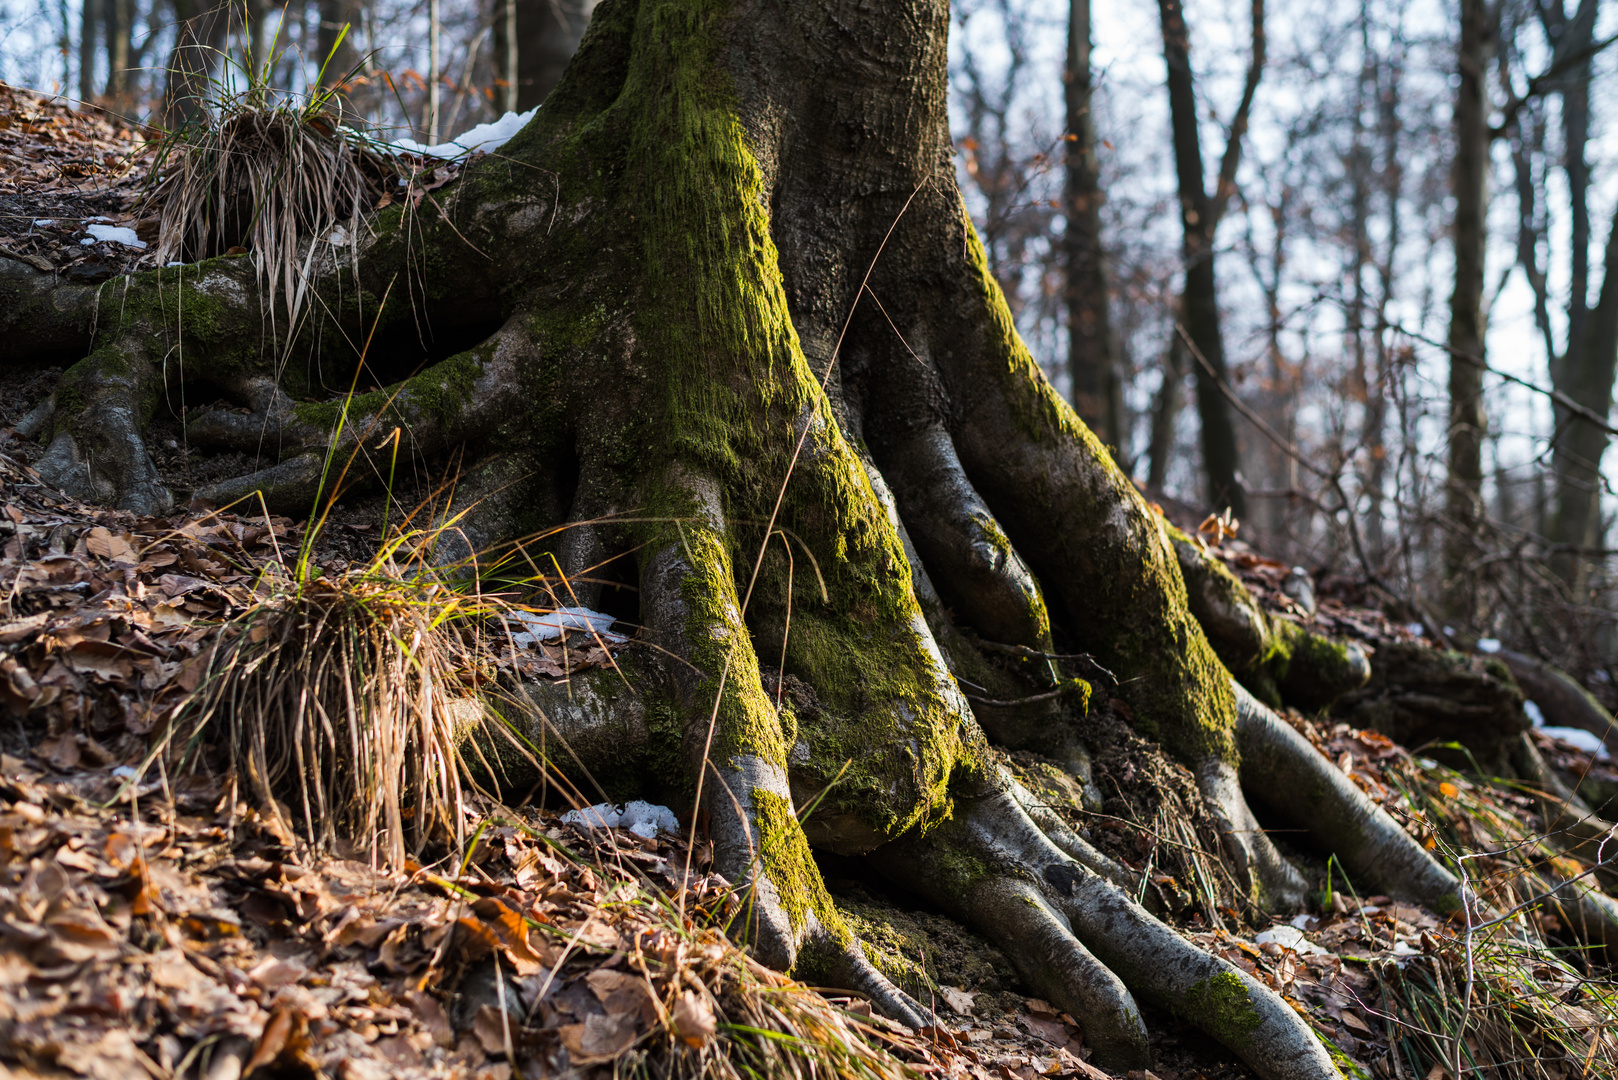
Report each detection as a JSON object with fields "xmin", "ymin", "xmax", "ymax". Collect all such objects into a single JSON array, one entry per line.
[
  {"xmin": 671, "ymin": 989, "xmax": 716, "ymax": 1048},
  {"xmin": 404, "ymin": 989, "xmax": 454, "ymax": 1048}
]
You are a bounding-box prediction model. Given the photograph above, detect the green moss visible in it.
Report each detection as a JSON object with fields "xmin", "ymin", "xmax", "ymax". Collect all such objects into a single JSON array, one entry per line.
[
  {"xmin": 1181, "ymin": 971, "xmax": 1264, "ymax": 1048},
  {"xmin": 291, "ymin": 348, "xmax": 487, "ymax": 434},
  {"xmin": 754, "ymin": 789, "xmax": 849, "ymax": 945},
  {"xmin": 1270, "ymin": 620, "xmax": 1367, "ymax": 710},
  {"xmin": 934, "ymin": 842, "xmax": 993, "ymax": 896}
]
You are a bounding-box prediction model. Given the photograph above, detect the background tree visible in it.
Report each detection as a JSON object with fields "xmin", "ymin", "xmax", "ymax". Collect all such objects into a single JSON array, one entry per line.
[
  {"xmin": 1064, "ymin": 0, "xmax": 1124, "ymax": 455},
  {"xmin": 1157, "ymin": 0, "xmax": 1265, "ymax": 519}
]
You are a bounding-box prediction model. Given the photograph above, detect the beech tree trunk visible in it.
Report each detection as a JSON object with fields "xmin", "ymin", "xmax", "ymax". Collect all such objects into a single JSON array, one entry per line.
[
  {"xmin": 1441, "ymin": 0, "xmax": 1494, "ymax": 621},
  {"xmin": 1064, "ymin": 0, "xmax": 1124, "ymax": 455},
  {"xmin": 1157, "ymin": 0, "xmax": 1264, "ymax": 519},
  {"xmin": 1, "ymin": 2, "xmax": 1492, "ymax": 1076}
]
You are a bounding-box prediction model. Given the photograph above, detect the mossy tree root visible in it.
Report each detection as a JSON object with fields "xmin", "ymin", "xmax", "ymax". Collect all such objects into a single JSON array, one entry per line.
[
  {"xmin": 879, "ymin": 775, "xmax": 1340, "ymax": 1080},
  {"xmin": 1233, "ymin": 683, "xmax": 1465, "ymax": 913},
  {"xmin": 1169, "ymin": 527, "xmax": 1369, "ymax": 712}
]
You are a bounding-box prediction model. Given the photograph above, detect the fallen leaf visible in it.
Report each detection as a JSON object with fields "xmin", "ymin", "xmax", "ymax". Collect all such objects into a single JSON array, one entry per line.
[
  {"xmin": 941, "ymin": 985, "xmax": 977, "ymax": 1015},
  {"xmin": 672, "ymin": 989, "xmax": 716, "ymax": 1048}
]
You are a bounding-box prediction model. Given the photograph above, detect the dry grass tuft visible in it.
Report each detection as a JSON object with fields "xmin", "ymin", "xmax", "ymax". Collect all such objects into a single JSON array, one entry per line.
[
  {"xmin": 165, "ymin": 538, "xmax": 505, "ymax": 868},
  {"xmin": 142, "ymin": 75, "xmax": 393, "ymax": 327},
  {"xmin": 1372, "ymin": 754, "xmax": 1618, "ymax": 1078}
]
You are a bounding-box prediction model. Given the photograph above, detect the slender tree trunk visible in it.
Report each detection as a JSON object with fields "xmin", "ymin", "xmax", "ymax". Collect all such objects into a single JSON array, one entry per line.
[
  {"xmin": 1147, "ymin": 312, "xmax": 1186, "ymax": 491},
  {"xmin": 77, "ymin": 0, "xmax": 98, "ymax": 104},
  {"xmin": 1365, "ymin": 41, "xmax": 1405, "ymax": 563},
  {"xmin": 512, "ymin": 0, "xmax": 593, "ymax": 110},
  {"xmin": 1064, "ymin": 0, "xmax": 1123, "ymax": 456},
  {"xmin": 1541, "ymin": 0, "xmax": 1602, "ymax": 582},
  {"xmin": 1551, "ymin": 205, "xmax": 1618, "ymax": 586},
  {"xmin": 428, "ymin": 0, "xmax": 441, "ymax": 141},
  {"xmin": 1441, "ymin": 0, "xmax": 1494, "ymax": 622},
  {"xmin": 103, "ymin": 0, "xmax": 131, "ymax": 109},
  {"xmin": 164, "ymin": 1, "xmax": 229, "ymax": 126},
  {"xmin": 493, "ymin": 0, "xmax": 518, "ymax": 112},
  {"xmin": 316, "ymin": 0, "xmax": 360, "ymax": 91},
  {"xmin": 1157, "ymin": 0, "xmax": 1263, "ymax": 518}
]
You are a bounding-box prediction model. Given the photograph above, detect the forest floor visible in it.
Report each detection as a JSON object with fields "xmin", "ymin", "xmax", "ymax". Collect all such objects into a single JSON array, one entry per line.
[{"xmin": 5, "ymin": 80, "xmax": 1618, "ymax": 1080}]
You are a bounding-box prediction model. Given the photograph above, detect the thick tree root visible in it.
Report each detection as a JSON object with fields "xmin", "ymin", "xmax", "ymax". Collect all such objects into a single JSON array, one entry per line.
[
  {"xmin": 1233, "ymin": 683, "xmax": 1465, "ymax": 913},
  {"xmin": 880, "ymin": 774, "xmax": 1339, "ymax": 1080},
  {"xmin": 1198, "ymin": 755, "xmax": 1311, "ymax": 911},
  {"xmin": 878, "ymin": 424, "xmax": 1052, "ymax": 653}
]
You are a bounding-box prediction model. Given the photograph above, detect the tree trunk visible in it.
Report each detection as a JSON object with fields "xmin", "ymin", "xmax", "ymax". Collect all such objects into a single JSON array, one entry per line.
[
  {"xmin": 103, "ymin": 0, "xmax": 132, "ymax": 108},
  {"xmin": 5, "ymin": 3, "xmax": 1482, "ymax": 1076},
  {"xmin": 1539, "ymin": 0, "xmax": 1604, "ymax": 584},
  {"xmin": 1064, "ymin": 0, "xmax": 1124, "ymax": 455},
  {"xmin": 164, "ymin": 0, "xmax": 230, "ymax": 127},
  {"xmin": 1550, "ymin": 204, "xmax": 1618, "ymax": 586},
  {"xmin": 1441, "ymin": 0, "xmax": 1494, "ymax": 623},
  {"xmin": 1147, "ymin": 315, "xmax": 1187, "ymax": 491},
  {"xmin": 502, "ymin": 0, "xmax": 593, "ymax": 111},
  {"xmin": 1157, "ymin": 0, "xmax": 1263, "ymax": 519},
  {"xmin": 77, "ymin": 0, "xmax": 97, "ymax": 105},
  {"xmin": 316, "ymin": 0, "xmax": 361, "ymax": 91}
]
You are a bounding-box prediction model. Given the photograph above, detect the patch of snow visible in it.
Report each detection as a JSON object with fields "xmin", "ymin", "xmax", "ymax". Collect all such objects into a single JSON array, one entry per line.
[
  {"xmin": 1391, "ymin": 939, "xmax": 1422, "ymax": 957},
  {"xmin": 84, "ymin": 223, "xmax": 146, "ymax": 249},
  {"xmin": 562, "ymin": 800, "xmax": 680, "ymax": 839},
  {"xmin": 1289, "ymin": 913, "xmax": 1317, "ymax": 930},
  {"xmin": 166, "ymin": 261, "xmax": 185, "ymax": 267},
  {"xmin": 111, "ymin": 765, "xmax": 139, "ymax": 780},
  {"xmin": 79, "ymin": 238, "xmax": 95, "ymax": 246},
  {"xmin": 1476, "ymin": 637, "xmax": 1501, "ymax": 653},
  {"xmin": 1254, "ymin": 925, "xmax": 1331, "ymax": 956},
  {"xmin": 327, "ymin": 225, "xmax": 350, "ymax": 246},
  {"xmin": 510, "ymin": 606, "xmax": 624, "ymax": 646},
  {"xmin": 1405, "ymin": 622, "xmax": 1425, "ymax": 636},
  {"xmin": 1540, "ymin": 723, "xmax": 1610, "ymax": 759},
  {"xmin": 391, "ymin": 106, "xmax": 538, "ymax": 160},
  {"xmin": 1443, "ymin": 625, "xmax": 1456, "ymax": 636},
  {"xmin": 32, "ymin": 219, "xmax": 54, "ymax": 226},
  {"xmin": 1524, "ymin": 701, "xmax": 1546, "ymax": 728}
]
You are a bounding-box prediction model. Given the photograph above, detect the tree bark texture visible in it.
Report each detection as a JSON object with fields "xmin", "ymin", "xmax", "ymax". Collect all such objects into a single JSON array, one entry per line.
[
  {"xmin": 1157, "ymin": 0, "xmax": 1263, "ymax": 520},
  {"xmin": 1064, "ymin": 0, "xmax": 1124, "ymax": 455},
  {"xmin": 1441, "ymin": 0, "xmax": 1494, "ymax": 622},
  {"xmin": 2, "ymin": 2, "xmax": 1490, "ymax": 1076}
]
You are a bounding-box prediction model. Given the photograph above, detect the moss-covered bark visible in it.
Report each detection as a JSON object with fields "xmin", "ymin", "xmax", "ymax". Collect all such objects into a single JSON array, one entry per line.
[{"xmin": 4, "ymin": 0, "xmax": 1474, "ymax": 1075}]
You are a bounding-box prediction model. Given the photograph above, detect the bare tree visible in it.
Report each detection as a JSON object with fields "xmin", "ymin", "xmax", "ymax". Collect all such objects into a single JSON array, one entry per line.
[
  {"xmin": 1064, "ymin": 0, "xmax": 1123, "ymax": 454},
  {"xmin": 1156, "ymin": 0, "xmax": 1265, "ymax": 517},
  {"xmin": 1440, "ymin": 0, "xmax": 1494, "ymax": 621}
]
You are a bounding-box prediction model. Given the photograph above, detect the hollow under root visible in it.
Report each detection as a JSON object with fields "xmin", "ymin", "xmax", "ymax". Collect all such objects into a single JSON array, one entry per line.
[{"xmin": 879, "ymin": 771, "xmax": 1340, "ymax": 1080}]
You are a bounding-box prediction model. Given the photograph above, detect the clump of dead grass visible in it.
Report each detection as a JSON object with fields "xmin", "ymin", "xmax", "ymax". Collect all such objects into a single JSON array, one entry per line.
[
  {"xmin": 165, "ymin": 548, "xmax": 498, "ymax": 868},
  {"xmin": 1371, "ymin": 754, "xmax": 1618, "ymax": 1078},
  {"xmin": 141, "ymin": 41, "xmax": 395, "ymax": 327}
]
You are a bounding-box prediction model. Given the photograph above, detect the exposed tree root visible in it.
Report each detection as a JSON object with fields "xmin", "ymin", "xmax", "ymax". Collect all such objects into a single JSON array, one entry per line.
[{"xmin": 9, "ymin": 2, "xmax": 1614, "ymax": 1076}]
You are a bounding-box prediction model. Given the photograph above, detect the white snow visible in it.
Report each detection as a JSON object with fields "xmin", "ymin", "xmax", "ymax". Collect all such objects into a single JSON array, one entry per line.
[
  {"xmin": 1254, "ymin": 925, "xmax": 1331, "ymax": 956},
  {"xmin": 1476, "ymin": 637, "xmax": 1501, "ymax": 653},
  {"xmin": 1540, "ymin": 723, "xmax": 1610, "ymax": 759},
  {"xmin": 391, "ymin": 107, "xmax": 538, "ymax": 160},
  {"xmin": 327, "ymin": 225, "xmax": 350, "ymax": 246},
  {"xmin": 562, "ymin": 800, "xmax": 680, "ymax": 839},
  {"xmin": 32, "ymin": 219, "xmax": 54, "ymax": 226},
  {"xmin": 83, "ymin": 223, "xmax": 146, "ymax": 249},
  {"xmin": 1525, "ymin": 700, "xmax": 1546, "ymax": 727},
  {"xmin": 1405, "ymin": 622, "xmax": 1425, "ymax": 637},
  {"xmin": 510, "ymin": 606, "xmax": 624, "ymax": 646}
]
